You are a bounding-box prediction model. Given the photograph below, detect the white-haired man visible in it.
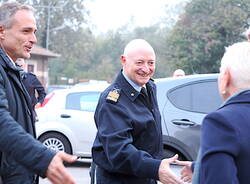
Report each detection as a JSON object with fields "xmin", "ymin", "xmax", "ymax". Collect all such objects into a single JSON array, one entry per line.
[{"xmin": 176, "ymin": 42, "xmax": 250, "ymax": 184}]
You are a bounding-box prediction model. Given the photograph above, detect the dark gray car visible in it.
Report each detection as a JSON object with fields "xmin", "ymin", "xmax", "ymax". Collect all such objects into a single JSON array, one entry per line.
[{"xmin": 156, "ymin": 74, "xmax": 223, "ymax": 161}]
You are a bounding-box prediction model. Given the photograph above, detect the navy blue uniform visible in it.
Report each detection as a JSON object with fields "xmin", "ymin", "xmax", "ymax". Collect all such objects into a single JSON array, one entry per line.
[
  {"xmin": 92, "ymin": 72, "xmax": 163, "ymax": 184},
  {"xmin": 199, "ymin": 90, "xmax": 250, "ymax": 184},
  {"xmin": 21, "ymin": 72, "xmax": 46, "ymax": 109}
]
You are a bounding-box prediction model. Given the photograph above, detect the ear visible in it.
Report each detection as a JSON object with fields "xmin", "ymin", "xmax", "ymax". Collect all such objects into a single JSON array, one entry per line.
[
  {"xmin": 120, "ymin": 55, "xmax": 126, "ymax": 66},
  {"xmin": 219, "ymin": 67, "xmax": 231, "ymax": 99},
  {"xmin": 0, "ymin": 25, "xmax": 5, "ymax": 40},
  {"xmin": 222, "ymin": 68, "xmax": 231, "ymax": 89}
]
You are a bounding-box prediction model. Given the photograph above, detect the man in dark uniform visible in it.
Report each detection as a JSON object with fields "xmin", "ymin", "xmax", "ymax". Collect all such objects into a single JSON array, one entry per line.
[
  {"xmin": 0, "ymin": 2, "xmax": 76, "ymax": 184},
  {"xmin": 16, "ymin": 58, "xmax": 46, "ymax": 120},
  {"xmin": 16, "ymin": 58, "xmax": 46, "ymax": 109},
  {"xmin": 92, "ymin": 39, "xmax": 182, "ymax": 184}
]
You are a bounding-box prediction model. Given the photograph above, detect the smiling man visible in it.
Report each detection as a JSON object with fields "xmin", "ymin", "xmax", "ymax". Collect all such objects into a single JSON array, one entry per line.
[
  {"xmin": 0, "ymin": 2, "xmax": 76, "ymax": 184},
  {"xmin": 92, "ymin": 39, "xmax": 182, "ymax": 184}
]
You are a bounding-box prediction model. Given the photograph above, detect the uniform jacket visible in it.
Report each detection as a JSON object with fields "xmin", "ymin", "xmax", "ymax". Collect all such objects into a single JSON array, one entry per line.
[
  {"xmin": 92, "ymin": 71, "xmax": 163, "ymax": 184},
  {"xmin": 200, "ymin": 90, "xmax": 250, "ymax": 184},
  {"xmin": 21, "ymin": 71, "xmax": 46, "ymax": 108},
  {"xmin": 0, "ymin": 48, "xmax": 55, "ymax": 184}
]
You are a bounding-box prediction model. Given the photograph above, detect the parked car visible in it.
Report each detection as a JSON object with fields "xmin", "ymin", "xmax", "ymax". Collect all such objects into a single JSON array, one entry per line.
[
  {"xmin": 46, "ymin": 85, "xmax": 72, "ymax": 94},
  {"xmin": 156, "ymin": 73, "xmax": 223, "ymax": 160},
  {"xmin": 35, "ymin": 83, "xmax": 109, "ymax": 159},
  {"xmin": 36, "ymin": 74, "xmax": 222, "ymax": 161}
]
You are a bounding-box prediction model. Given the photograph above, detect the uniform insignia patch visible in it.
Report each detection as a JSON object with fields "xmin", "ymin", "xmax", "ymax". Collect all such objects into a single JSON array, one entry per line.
[{"xmin": 106, "ymin": 88, "xmax": 120, "ymax": 103}]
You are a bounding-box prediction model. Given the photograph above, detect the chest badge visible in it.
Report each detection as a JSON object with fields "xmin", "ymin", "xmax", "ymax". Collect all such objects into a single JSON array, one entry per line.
[{"xmin": 106, "ymin": 88, "xmax": 120, "ymax": 103}]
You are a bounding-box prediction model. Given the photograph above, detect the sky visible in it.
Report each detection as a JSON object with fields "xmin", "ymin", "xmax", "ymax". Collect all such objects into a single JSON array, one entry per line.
[{"xmin": 85, "ymin": 0, "xmax": 187, "ymax": 34}]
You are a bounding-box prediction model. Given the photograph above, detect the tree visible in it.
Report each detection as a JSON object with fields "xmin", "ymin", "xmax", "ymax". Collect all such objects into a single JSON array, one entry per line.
[
  {"xmin": 32, "ymin": 0, "xmax": 89, "ymax": 49},
  {"xmin": 166, "ymin": 0, "xmax": 250, "ymax": 74},
  {"xmin": 86, "ymin": 31, "xmax": 126, "ymax": 81},
  {"xmin": 29, "ymin": 0, "xmax": 97, "ymax": 84}
]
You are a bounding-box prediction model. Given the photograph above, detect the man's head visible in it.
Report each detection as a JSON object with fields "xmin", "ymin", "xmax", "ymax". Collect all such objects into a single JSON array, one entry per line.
[
  {"xmin": 0, "ymin": 2, "xmax": 37, "ymax": 62},
  {"xmin": 120, "ymin": 39, "xmax": 156, "ymax": 86},
  {"xmin": 218, "ymin": 42, "xmax": 250, "ymax": 100},
  {"xmin": 173, "ymin": 69, "xmax": 185, "ymax": 77}
]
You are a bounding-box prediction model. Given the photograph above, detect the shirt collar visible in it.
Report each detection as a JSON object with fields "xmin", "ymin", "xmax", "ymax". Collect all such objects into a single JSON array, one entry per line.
[
  {"xmin": 6, "ymin": 54, "xmax": 16, "ymax": 68},
  {"xmin": 122, "ymin": 71, "xmax": 142, "ymax": 92}
]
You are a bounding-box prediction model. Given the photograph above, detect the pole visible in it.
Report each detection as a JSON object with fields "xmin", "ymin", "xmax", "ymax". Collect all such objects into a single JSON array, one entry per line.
[{"xmin": 46, "ymin": 6, "xmax": 51, "ymax": 49}]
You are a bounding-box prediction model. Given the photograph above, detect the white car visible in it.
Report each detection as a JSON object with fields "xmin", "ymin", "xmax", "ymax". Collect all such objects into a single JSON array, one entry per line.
[{"xmin": 35, "ymin": 83, "xmax": 109, "ymax": 159}]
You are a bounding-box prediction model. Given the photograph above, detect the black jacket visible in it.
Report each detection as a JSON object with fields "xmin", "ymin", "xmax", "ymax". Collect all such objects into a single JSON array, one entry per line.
[
  {"xmin": 21, "ymin": 71, "xmax": 46, "ymax": 108},
  {"xmin": 92, "ymin": 72, "xmax": 163, "ymax": 184},
  {"xmin": 0, "ymin": 48, "xmax": 55, "ymax": 184}
]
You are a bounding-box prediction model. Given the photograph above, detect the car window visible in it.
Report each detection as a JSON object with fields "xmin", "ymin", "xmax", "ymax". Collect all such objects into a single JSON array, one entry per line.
[
  {"xmin": 65, "ymin": 92, "xmax": 101, "ymax": 112},
  {"xmin": 167, "ymin": 80, "xmax": 223, "ymax": 114}
]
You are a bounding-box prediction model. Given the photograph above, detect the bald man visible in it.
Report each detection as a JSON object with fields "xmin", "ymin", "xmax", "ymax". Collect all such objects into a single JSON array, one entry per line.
[
  {"xmin": 173, "ymin": 69, "xmax": 185, "ymax": 77},
  {"xmin": 92, "ymin": 39, "xmax": 182, "ymax": 184}
]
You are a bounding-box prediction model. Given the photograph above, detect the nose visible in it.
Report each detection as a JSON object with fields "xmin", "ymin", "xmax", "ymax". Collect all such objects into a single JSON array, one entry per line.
[
  {"xmin": 30, "ymin": 32, "xmax": 37, "ymax": 44},
  {"xmin": 142, "ymin": 63, "xmax": 150, "ymax": 73}
]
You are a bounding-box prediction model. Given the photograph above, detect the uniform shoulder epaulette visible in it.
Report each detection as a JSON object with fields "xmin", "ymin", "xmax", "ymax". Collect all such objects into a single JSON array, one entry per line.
[{"xmin": 106, "ymin": 88, "xmax": 120, "ymax": 103}]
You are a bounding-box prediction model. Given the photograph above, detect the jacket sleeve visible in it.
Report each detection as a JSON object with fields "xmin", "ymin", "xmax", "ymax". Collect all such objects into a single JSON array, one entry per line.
[
  {"xmin": 200, "ymin": 112, "xmax": 240, "ymax": 184},
  {"xmin": 32, "ymin": 75, "xmax": 46, "ymax": 104},
  {"xmin": 94, "ymin": 102, "xmax": 161, "ymax": 180},
  {"xmin": 0, "ymin": 73, "xmax": 55, "ymax": 177}
]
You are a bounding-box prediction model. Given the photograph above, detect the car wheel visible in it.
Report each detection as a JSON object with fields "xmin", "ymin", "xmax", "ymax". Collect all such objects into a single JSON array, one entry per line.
[
  {"xmin": 163, "ymin": 148, "xmax": 185, "ymax": 161},
  {"xmin": 39, "ymin": 132, "xmax": 72, "ymax": 154}
]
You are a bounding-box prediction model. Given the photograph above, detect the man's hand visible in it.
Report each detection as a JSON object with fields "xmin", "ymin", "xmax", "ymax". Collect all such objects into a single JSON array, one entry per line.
[
  {"xmin": 158, "ymin": 154, "xmax": 182, "ymax": 184},
  {"xmin": 46, "ymin": 151, "xmax": 77, "ymax": 184},
  {"xmin": 175, "ymin": 160, "xmax": 192, "ymax": 183}
]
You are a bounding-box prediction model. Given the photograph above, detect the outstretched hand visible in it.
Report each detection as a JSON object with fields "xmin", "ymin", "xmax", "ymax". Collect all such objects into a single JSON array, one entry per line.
[
  {"xmin": 158, "ymin": 154, "xmax": 183, "ymax": 184},
  {"xmin": 175, "ymin": 160, "xmax": 192, "ymax": 183},
  {"xmin": 46, "ymin": 151, "xmax": 77, "ymax": 184}
]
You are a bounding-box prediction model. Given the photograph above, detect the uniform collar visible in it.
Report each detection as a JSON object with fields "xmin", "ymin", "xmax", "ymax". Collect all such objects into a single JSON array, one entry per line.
[
  {"xmin": 117, "ymin": 71, "xmax": 152, "ymax": 101},
  {"xmin": 122, "ymin": 71, "xmax": 142, "ymax": 92}
]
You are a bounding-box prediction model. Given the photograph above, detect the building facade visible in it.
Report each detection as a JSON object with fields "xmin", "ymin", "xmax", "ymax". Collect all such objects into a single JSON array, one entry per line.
[{"xmin": 26, "ymin": 45, "xmax": 59, "ymax": 89}]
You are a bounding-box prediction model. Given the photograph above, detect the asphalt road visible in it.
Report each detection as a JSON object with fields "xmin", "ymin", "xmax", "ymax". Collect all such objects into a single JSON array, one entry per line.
[{"xmin": 39, "ymin": 162, "xmax": 188, "ymax": 184}]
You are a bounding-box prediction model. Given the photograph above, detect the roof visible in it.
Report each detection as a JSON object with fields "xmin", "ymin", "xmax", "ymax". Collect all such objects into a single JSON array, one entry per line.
[{"xmin": 31, "ymin": 45, "xmax": 60, "ymax": 58}]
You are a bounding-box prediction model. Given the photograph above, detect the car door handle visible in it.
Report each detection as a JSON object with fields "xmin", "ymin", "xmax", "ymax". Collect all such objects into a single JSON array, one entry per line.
[
  {"xmin": 60, "ymin": 114, "xmax": 71, "ymax": 118},
  {"xmin": 171, "ymin": 119, "xmax": 196, "ymax": 126}
]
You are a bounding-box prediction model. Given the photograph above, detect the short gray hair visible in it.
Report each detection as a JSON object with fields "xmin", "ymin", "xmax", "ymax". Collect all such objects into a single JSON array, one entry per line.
[
  {"xmin": 0, "ymin": 1, "xmax": 34, "ymax": 28},
  {"xmin": 220, "ymin": 42, "xmax": 250, "ymax": 89}
]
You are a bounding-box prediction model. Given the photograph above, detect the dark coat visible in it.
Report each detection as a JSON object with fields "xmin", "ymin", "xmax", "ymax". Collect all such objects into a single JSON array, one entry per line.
[
  {"xmin": 92, "ymin": 72, "xmax": 163, "ymax": 184},
  {"xmin": 0, "ymin": 48, "xmax": 55, "ymax": 184},
  {"xmin": 200, "ymin": 90, "xmax": 250, "ymax": 184},
  {"xmin": 21, "ymin": 72, "xmax": 46, "ymax": 108}
]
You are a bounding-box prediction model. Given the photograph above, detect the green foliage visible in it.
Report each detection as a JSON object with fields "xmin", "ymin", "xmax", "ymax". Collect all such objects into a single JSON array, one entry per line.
[
  {"xmin": 166, "ymin": 0, "xmax": 250, "ymax": 74},
  {"xmin": 32, "ymin": 0, "xmax": 88, "ymax": 49},
  {"xmin": 48, "ymin": 27, "xmax": 95, "ymax": 84}
]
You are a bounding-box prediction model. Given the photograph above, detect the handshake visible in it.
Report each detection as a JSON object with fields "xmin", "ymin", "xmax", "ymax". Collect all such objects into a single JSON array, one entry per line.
[
  {"xmin": 49, "ymin": 153, "xmax": 193, "ymax": 184},
  {"xmin": 158, "ymin": 154, "xmax": 193, "ymax": 184}
]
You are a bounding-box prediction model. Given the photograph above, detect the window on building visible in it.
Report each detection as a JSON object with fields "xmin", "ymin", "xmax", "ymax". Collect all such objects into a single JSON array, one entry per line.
[{"xmin": 27, "ymin": 64, "xmax": 34, "ymax": 73}]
